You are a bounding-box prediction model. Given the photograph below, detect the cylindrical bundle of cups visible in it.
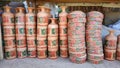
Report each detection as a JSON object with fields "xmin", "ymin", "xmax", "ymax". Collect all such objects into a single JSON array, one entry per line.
[
  {"xmin": 2, "ymin": 6, "xmax": 16, "ymax": 59},
  {"xmin": 37, "ymin": 46, "xmax": 47, "ymax": 59},
  {"xmin": 68, "ymin": 11, "xmax": 86, "ymax": 64},
  {"xmin": 59, "ymin": 6, "xmax": 68, "ymax": 58},
  {"xmin": 117, "ymin": 35, "xmax": 120, "ymax": 60},
  {"xmin": 86, "ymin": 11, "xmax": 104, "ymax": 64},
  {"xmin": 117, "ymin": 49, "xmax": 120, "ymax": 60},
  {"xmin": 48, "ymin": 18, "xmax": 58, "ymax": 59},
  {"xmin": 104, "ymin": 30, "xmax": 117, "ymax": 61},
  {"xmin": 37, "ymin": 6, "xmax": 49, "ymax": 59},
  {"xmin": 104, "ymin": 48, "xmax": 116, "ymax": 61},
  {"xmin": 26, "ymin": 7, "xmax": 36, "ymax": 58},
  {"xmin": 4, "ymin": 46, "xmax": 16, "ymax": 59},
  {"xmin": 15, "ymin": 7, "xmax": 27, "ymax": 58},
  {"xmin": 45, "ymin": 7, "xmax": 52, "ymax": 18}
]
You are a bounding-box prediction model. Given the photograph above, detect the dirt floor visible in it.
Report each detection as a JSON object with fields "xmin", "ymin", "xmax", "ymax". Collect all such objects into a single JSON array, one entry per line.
[{"xmin": 0, "ymin": 58, "xmax": 120, "ymax": 68}]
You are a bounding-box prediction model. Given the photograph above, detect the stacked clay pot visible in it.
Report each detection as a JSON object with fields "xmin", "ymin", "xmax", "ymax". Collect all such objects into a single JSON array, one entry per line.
[
  {"xmin": 104, "ymin": 30, "xmax": 117, "ymax": 61},
  {"xmin": 48, "ymin": 18, "xmax": 58, "ymax": 59},
  {"xmin": 26, "ymin": 7, "xmax": 36, "ymax": 58},
  {"xmin": 117, "ymin": 35, "xmax": 120, "ymax": 60},
  {"xmin": 68, "ymin": 11, "xmax": 86, "ymax": 64},
  {"xmin": 2, "ymin": 6, "xmax": 16, "ymax": 59},
  {"xmin": 86, "ymin": 11, "xmax": 104, "ymax": 64},
  {"xmin": 37, "ymin": 6, "xmax": 49, "ymax": 59},
  {"xmin": 45, "ymin": 7, "xmax": 51, "ymax": 18},
  {"xmin": 15, "ymin": 7, "xmax": 27, "ymax": 58},
  {"xmin": 59, "ymin": 6, "xmax": 68, "ymax": 58}
]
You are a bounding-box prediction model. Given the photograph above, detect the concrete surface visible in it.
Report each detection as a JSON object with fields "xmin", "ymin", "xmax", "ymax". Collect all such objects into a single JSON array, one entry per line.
[{"xmin": 0, "ymin": 58, "xmax": 120, "ymax": 68}]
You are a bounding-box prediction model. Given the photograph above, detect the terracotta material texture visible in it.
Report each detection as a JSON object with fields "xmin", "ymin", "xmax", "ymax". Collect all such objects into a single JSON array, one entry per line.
[
  {"xmin": 2, "ymin": 6, "xmax": 16, "ymax": 59},
  {"xmin": 117, "ymin": 35, "xmax": 120, "ymax": 60},
  {"xmin": 59, "ymin": 6, "xmax": 68, "ymax": 58},
  {"xmin": 26, "ymin": 7, "xmax": 36, "ymax": 58},
  {"xmin": 37, "ymin": 6, "xmax": 49, "ymax": 59},
  {"xmin": 15, "ymin": 7, "xmax": 27, "ymax": 58},
  {"xmin": 48, "ymin": 18, "xmax": 58, "ymax": 59},
  {"xmin": 104, "ymin": 30, "xmax": 117, "ymax": 61}
]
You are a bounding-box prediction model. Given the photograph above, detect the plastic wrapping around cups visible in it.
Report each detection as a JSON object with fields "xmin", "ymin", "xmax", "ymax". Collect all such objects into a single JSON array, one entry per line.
[
  {"xmin": 69, "ymin": 46, "xmax": 86, "ymax": 52},
  {"xmin": 87, "ymin": 17, "xmax": 103, "ymax": 22},
  {"xmin": 69, "ymin": 55, "xmax": 86, "ymax": 64},
  {"xmin": 68, "ymin": 11, "xmax": 86, "ymax": 18},
  {"xmin": 68, "ymin": 18, "xmax": 86, "ymax": 23},
  {"xmin": 88, "ymin": 59, "xmax": 103, "ymax": 64},
  {"xmin": 87, "ymin": 11, "xmax": 104, "ymax": 19},
  {"xmin": 86, "ymin": 37, "xmax": 102, "ymax": 42},
  {"xmin": 68, "ymin": 11, "xmax": 86, "ymax": 63},
  {"xmin": 86, "ymin": 21, "xmax": 102, "ymax": 26},
  {"xmin": 88, "ymin": 53, "xmax": 104, "ymax": 60},
  {"xmin": 86, "ymin": 11, "xmax": 104, "ymax": 63},
  {"xmin": 69, "ymin": 51, "xmax": 86, "ymax": 58},
  {"xmin": 86, "ymin": 41, "xmax": 102, "ymax": 47}
]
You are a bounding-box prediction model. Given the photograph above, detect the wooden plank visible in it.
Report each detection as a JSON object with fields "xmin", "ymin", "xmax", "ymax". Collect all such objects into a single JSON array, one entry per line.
[{"xmin": 36, "ymin": 0, "xmax": 120, "ymax": 3}]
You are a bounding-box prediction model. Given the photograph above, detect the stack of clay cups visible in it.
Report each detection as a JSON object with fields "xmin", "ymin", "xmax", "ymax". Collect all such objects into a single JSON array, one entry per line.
[
  {"xmin": 26, "ymin": 7, "xmax": 36, "ymax": 58},
  {"xmin": 48, "ymin": 18, "xmax": 58, "ymax": 59},
  {"xmin": 15, "ymin": 7, "xmax": 27, "ymax": 58},
  {"xmin": 68, "ymin": 11, "xmax": 86, "ymax": 64},
  {"xmin": 37, "ymin": 6, "xmax": 49, "ymax": 59},
  {"xmin": 2, "ymin": 6, "xmax": 16, "ymax": 59},
  {"xmin": 59, "ymin": 6, "xmax": 68, "ymax": 58},
  {"xmin": 117, "ymin": 35, "xmax": 120, "ymax": 60},
  {"xmin": 86, "ymin": 11, "xmax": 104, "ymax": 64}
]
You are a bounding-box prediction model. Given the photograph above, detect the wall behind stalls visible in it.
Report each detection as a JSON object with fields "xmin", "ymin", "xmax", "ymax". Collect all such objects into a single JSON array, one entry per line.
[
  {"xmin": 0, "ymin": 8, "xmax": 3, "ymax": 60},
  {"xmin": 0, "ymin": 13, "xmax": 3, "ymax": 60}
]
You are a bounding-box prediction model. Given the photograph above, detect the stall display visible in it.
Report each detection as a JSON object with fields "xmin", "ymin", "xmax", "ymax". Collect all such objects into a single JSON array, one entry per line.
[
  {"xmin": 68, "ymin": 11, "xmax": 86, "ymax": 64},
  {"xmin": 2, "ymin": 5, "xmax": 120, "ymax": 64},
  {"xmin": 15, "ymin": 7, "xmax": 27, "ymax": 58},
  {"xmin": 37, "ymin": 6, "xmax": 49, "ymax": 59},
  {"xmin": 117, "ymin": 35, "xmax": 120, "ymax": 60},
  {"xmin": 104, "ymin": 30, "xmax": 117, "ymax": 61},
  {"xmin": 2, "ymin": 6, "xmax": 16, "ymax": 59},
  {"xmin": 59, "ymin": 6, "xmax": 68, "ymax": 58},
  {"xmin": 48, "ymin": 18, "xmax": 58, "ymax": 59},
  {"xmin": 86, "ymin": 11, "xmax": 104, "ymax": 64},
  {"xmin": 26, "ymin": 7, "xmax": 36, "ymax": 58}
]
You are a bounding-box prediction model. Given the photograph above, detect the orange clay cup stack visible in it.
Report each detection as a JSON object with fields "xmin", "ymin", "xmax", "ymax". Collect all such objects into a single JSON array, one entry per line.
[
  {"xmin": 117, "ymin": 35, "xmax": 120, "ymax": 60},
  {"xmin": 104, "ymin": 30, "xmax": 117, "ymax": 61},
  {"xmin": 45, "ymin": 7, "xmax": 52, "ymax": 18},
  {"xmin": 86, "ymin": 11, "xmax": 104, "ymax": 64},
  {"xmin": 37, "ymin": 6, "xmax": 49, "ymax": 59},
  {"xmin": 48, "ymin": 18, "xmax": 58, "ymax": 59},
  {"xmin": 15, "ymin": 7, "xmax": 27, "ymax": 58},
  {"xmin": 2, "ymin": 6, "xmax": 16, "ymax": 59},
  {"xmin": 59, "ymin": 6, "xmax": 68, "ymax": 58},
  {"xmin": 26, "ymin": 7, "xmax": 36, "ymax": 58},
  {"xmin": 68, "ymin": 11, "xmax": 87, "ymax": 64}
]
